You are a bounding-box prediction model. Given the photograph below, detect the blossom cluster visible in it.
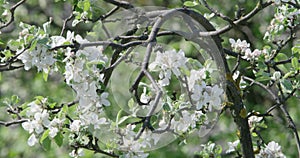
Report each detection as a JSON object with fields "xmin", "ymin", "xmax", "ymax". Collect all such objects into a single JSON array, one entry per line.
[
  {"xmin": 149, "ymin": 49, "xmax": 187, "ymax": 86},
  {"xmin": 0, "ymin": 1, "xmax": 296, "ymax": 157},
  {"xmin": 55, "ymin": 32, "xmax": 110, "ymax": 129},
  {"xmin": 9, "ymin": 23, "xmax": 56, "ymax": 73},
  {"xmin": 13, "ymin": 22, "xmax": 224, "ymax": 157},
  {"xmin": 150, "ymin": 49, "xmax": 224, "ymax": 111},
  {"xmin": 265, "ymin": 2, "xmax": 300, "ymax": 41},
  {"xmin": 229, "ymin": 38, "xmax": 263, "ymax": 61},
  {"xmin": 17, "ymin": 43, "xmax": 56, "ymax": 73},
  {"xmin": 256, "ymin": 141, "xmax": 286, "ymax": 158},
  {"xmin": 88, "ymin": 49, "xmax": 225, "ymax": 156},
  {"xmin": 22, "ymin": 98, "xmax": 64, "ymax": 146}
]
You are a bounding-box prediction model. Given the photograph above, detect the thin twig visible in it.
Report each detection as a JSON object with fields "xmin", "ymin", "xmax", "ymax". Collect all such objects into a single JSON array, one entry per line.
[
  {"xmin": 242, "ymin": 76, "xmax": 279, "ymax": 103},
  {"xmin": 197, "ymin": 1, "xmax": 272, "ymax": 36},
  {"xmin": 103, "ymin": 0, "xmax": 134, "ymax": 9},
  {"xmin": 0, "ymin": 119, "xmax": 28, "ymax": 127},
  {"xmin": 279, "ymin": 104, "xmax": 300, "ymax": 157},
  {"xmin": 232, "ymin": 54, "xmax": 241, "ymax": 74},
  {"xmin": 200, "ymin": 0, "xmax": 235, "ymax": 26},
  {"xmin": 60, "ymin": 13, "xmax": 74, "ymax": 36},
  {"xmin": 92, "ymin": 6, "xmax": 119, "ymax": 22},
  {"xmin": 0, "ymin": 0, "xmax": 27, "ymax": 30}
]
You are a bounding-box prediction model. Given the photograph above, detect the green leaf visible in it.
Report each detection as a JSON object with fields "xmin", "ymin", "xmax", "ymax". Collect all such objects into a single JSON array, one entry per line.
[
  {"xmin": 163, "ymin": 103, "xmax": 171, "ymax": 111},
  {"xmin": 280, "ymin": 79, "xmax": 293, "ymax": 93},
  {"xmin": 7, "ymin": 40, "xmax": 21, "ymax": 51},
  {"xmin": 275, "ymin": 53, "xmax": 288, "ymax": 61},
  {"xmin": 183, "ymin": 1, "xmax": 198, "ymax": 7},
  {"xmin": 62, "ymin": 104, "xmax": 69, "ymax": 113},
  {"xmin": 54, "ymin": 132, "xmax": 63, "ymax": 147},
  {"xmin": 11, "ymin": 95, "xmax": 20, "ymax": 104},
  {"xmin": 72, "ymin": 19, "xmax": 81, "ymax": 27},
  {"xmin": 48, "ymin": 102, "xmax": 56, "ymax": 109},
  {"xmin": 292, "ymin": 44, "xmax": 300, "ymax": 55},
  {"xmin": 38, "ymin": 38, "xmax": 49, "ymax": 46},
  {"xmin": 40, "ymin": 130, "xmax": 52, "ymax": 150},
  {"xmin": 255, "ymin": 71, "xmax": 270, "ymax": 82},
  {"xmin": 214, "ymin": 144, "xmax": 222, "ymax": 154},
  {"xmin": 42, "ymin": 71, "xmax": 48, "ymax": 81},
  {"xmin": 83, "ymin": 0, "xmax": 90, "ymax": 11},
  {"xmin": 255, "ymin": 76, "xmax": 270, "ymax": 82},
  {"xmin": 41, "ymin": 137, "xmax": 51, "ymax": 151},
  {"xmin": 258, "ymin": 122, "xmax": 267, "ymax": 129},
  {"xmin": 116, "ymin": 109, "xmax": 122, "ymax": 125},
  {"xmin": 257, "ymin": 60, "xmax": 267, "ymax": 69},
  {"xmin": 291, "ymin": 57, "xmax": 299, "ymax": 70},
  {"xmin": 34, "ymin": 96, "xmax": 45, "ymax": 102},
  {"xmin": 252, "ymin": 132, "xmax": 258, "ymax": 137},
  {"xmin": 78, "ymin": 0, "xmax": 90, "ymax": 12},
  {"xmin": 40, "ymin": 129, "xmax": 50, "ymax": 144},
  {"xmin": 283, "ymin": 71, "xmax": 294, "ymax": 79},
  {"xmin": 118, "ymin": 116, "xmax": 131, "ymax": 125},
  {"xmin": 2, "ymin": 50, "xmax": 14, "ymax": 59},
  {"xmin": 128, "ymin": 98, "xmax": 135, "ymax": 109}
]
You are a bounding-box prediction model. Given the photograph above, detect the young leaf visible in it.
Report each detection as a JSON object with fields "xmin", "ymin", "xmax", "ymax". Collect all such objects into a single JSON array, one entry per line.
[
  {"xmin": 183, "ymin": 1, "xmax": 198, "ymax": 7},
  {"xmin": 41, "ymin": 137, "xmax": 52, "ymax": 151},
  {"xmin": 291, "ymin": 57, "xmax": 299, "ymax": 70},
  {"xmin": 43, "ymin": 71, "xmax": 49, "ymax": 82},
  {"xmin": 280, "ymin": 79, "xmax": 293, "ymax": 93},
  {"xmin": 54, "ymin": 132, "xmax": 64, "ymax": 147},
  {"xmin": 40, "ymin": 129, "xmax": 50, "ymax": 144}
]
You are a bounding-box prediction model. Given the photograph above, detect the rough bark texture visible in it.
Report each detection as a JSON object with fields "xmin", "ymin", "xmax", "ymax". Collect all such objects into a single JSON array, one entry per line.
[{"xmin": 180, "ymin": 9, "xmax": 255, "ymax": 158}]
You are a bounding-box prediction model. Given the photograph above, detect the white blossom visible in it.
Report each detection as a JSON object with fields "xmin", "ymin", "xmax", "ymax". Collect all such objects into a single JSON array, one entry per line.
[
  {"xmin": 122, "ymin": 152, "xmax": 149, "ymax": 158},
  {"xmin": 49, "ymin": 127, "xmax": 59, "ymax": 138},
  {"xmin": 50, "ymin": 36, "xmax": 66, "ymax": 48},
  {"xmin": 242, "ymin": 49, "xmax": 262, "ymax": 61},
  {"xmin": 207, "ymin": 85, "xmax": 223, "ymax": 111},
  {"xmin": 233, "ymin": 71, "xmax": 247, "ymax": 89},
  {"xmin": 70, "ymin": 120, "xmax": 82, "ymax": 132},
  {"xmin": 22, "ymin": 121, "xmax": 35, "ymax": 134},
  {"xmin": 81, "ymin": 135, "xmax": 90, "ymax": 145},
  {"xmin": 22, "ymin": 108, "xmax": 51, "ymax": 135},
  {"xmin": 27, "ymin": 134, "xmax": 38, "ymax": 146},
  {"xmin": 149, "ymin": 49, "xmax": 187, "ymax": 86},
  {"xmin": 271, "ymin": 71, "xmax": 281, "ymax": 81},
  {"xmin": 140, "ymin": 87, "xmax": 150, "ymax": 103},
  {"xmin": 18, "ymin": 44, "xmax": 56, "ymax": 73},
  {"xmin": 100, "ymin": 92, "xmax": 110, "ymax": 107},
  {"xmin": 187, "ymin": 69, "xmax": 206, "ymax": 90},
  {"xmin": 229, "ymin": 38, "xmax": 250, "ymax": 53},
  {"xmin": 226, "ymin": 140, "xmax": 240, "ymax": 153},
  {"xmin": 229, "ymin": 39, "xmax": 263, "ymax": 61},
  {"xmin": 69, "ymin": 148, "xmax": 84, "ymax": 158},
  {"xmin": 79, "ymin": 112, "xmax": 107, "ymax": 129},
  {"xmin": 191, "ymin": 82, "xmax": 206, "ymax": 101},
  {"xmin": 248, "ymin": 114, "xmax": 263, "ymax": 128},
  {"xmin": 256, "ymin": 141, "xmax": 286, "ymax": 158},
  {"xmin": 171, "ymin": 110, "xmax": 201, "ymax": 133}
]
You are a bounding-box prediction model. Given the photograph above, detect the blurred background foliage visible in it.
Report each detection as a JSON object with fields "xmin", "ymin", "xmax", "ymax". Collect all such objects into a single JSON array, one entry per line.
[{"xmin": 0, "ymin": 0, "xmax": 299, "ymax": 157}]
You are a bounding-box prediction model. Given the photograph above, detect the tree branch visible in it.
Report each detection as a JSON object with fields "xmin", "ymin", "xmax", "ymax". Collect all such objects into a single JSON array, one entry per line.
[
  {"xmin": 0, "ymin": 119, "xmax": 28, "ymax": 127},
  {"xmin": 0, "ymin": 0, "xmax": 27, "ymax": 30},
  {"xmin": 197, "ymin": 1, "xmax": 272, "ymax": 36}
]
